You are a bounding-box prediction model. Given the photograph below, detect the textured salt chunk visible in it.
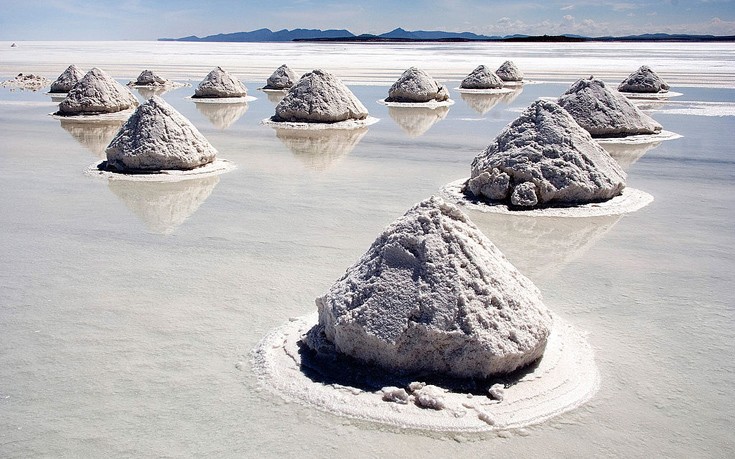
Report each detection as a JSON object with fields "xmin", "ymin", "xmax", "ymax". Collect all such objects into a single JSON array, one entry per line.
[
  {"xmin": 467, "ymin": 100, "xmax": 626, "ymax": 208},
  {"xmin": 477, "ymin": 410, "xmax": 497, "ymax": 425},
  {"xmin": 130, "ymin": 69, "xmax": 168, "ymax": 86},
  {"xmin": 413, "ymin": 385, "xmax": 446, "ymax": 410},
  {"xmin": 305, "ymin": 196, "xmax": 552, "ymax": 378},
  {"xmin": 265, "ymin": 64, "xmax": 297, "ymax": 90},
  {"xmin": 1, "ymin": 73, "xmax": 51, "ymax": 91},
  {"xmin": 557, "ymin": 76, "xmax": 662, "ymax": 137},
  {"xmin": 488, "ymin": 383, "xmax": 505, "ymax": 401},
  {"xmin": 408, "ymin": 381, "xmax": 426, "ymax": 393},
  {"xmin": 460, "ymin": 65, "xmax": 505, "ymax": 90},
  {"xmin": 618, "ymin": 66, "xmax": 670, "ymax": 93},
  {"xmin": 193, "ymin": 66, "xmax": 248, "ymax": 98},
  {"xmin": 386, "ymin": 67, "xmax": 449, "ymax": 103},
  {"xmin": 381, "ymin": 387, "xmax": 409, "ymax": 404},
  {"xmin": 50, "ymin": 64, "xmax": 84, "ymax": 93},
  {"xmin": 105, "ymin": 95, "xmax": 217, "ymax": 172},
  {"xmin": 58, "ymin": 67, "xmax": 139, "ymax": 115},
  {"xmin": 496, "ymin": 61, "xmax": 523, "ymax": 82},
  {"xmin": 273, "ymin": 69, "xmax": 368, "ymax": 123}
]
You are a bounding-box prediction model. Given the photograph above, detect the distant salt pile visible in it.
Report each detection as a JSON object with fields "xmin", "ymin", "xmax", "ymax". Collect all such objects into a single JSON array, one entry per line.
[
  {"xmin": 305, "ymin": 196, "xmax": 552, "ymax": 379},
  {"xmin": 50, "ymin": 65, "xmax": 85, "ymax": 93},
  {"xmin": 385, "ymin": 67, "xmax": 449, "ymax": 103},
  {"xmin": 496, "ymin": 60, "xmax": 523, "ymax": 82},
  {"xmin": 57, "ymin": 68, "xmax": 138, "ymax": 116},
  {"xmin": 129, "ymin": 69, "xmax": 169, "ymax": 87},
  {"xmin": 264, "ymin": 64, "xmax": 297, "ymax": 90},
  {"xmin": 0, "ymin": 73, "xmax": 51, "ymax": 91},
  {"xmin": 272, "ymin": 69, "xmax": 369, "ymax": 123},
  {"xmin": 618, "ymin": 65, "xmax": 670, "ymax": 94},
  {"xmin": 557, "ymin": 76, "xmax": 662, "ymax": 137},
  {"xmin": 104, "ymin": 96, "xmax": 217, "ymax": 172},
  {"xmin": 460, "ymin": 65, "xmax": 505, "ymax": 90},
  {"xmin": 193, "ymin": 66, "xmax": 248, "ymax": 98},
  {"xmin": 465, "ymin": 100, "xmax": 626, "ymax": 209}
]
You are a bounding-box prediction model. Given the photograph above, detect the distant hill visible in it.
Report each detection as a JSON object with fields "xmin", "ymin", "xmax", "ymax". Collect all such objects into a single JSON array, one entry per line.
[{"xmin": 159, "ymin": 28, "xmax": 355, "ymax": 42}]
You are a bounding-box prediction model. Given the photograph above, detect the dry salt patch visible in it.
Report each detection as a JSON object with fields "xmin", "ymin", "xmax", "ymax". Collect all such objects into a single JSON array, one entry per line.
[
  {"xmin": 440, "ymin": 178, "xmax": 653, "ymax": 217},
  {"xmin": 85, "ymin": 159, "xmax": 235, "ymax": 182},
  {"xmin": 454, "ymin": 87, "xmax": 515, "ymax": 95},
  {"xmin": 621, "ymin": 91, "xmax": 683, "ymax": 100},
  {"xmin": 252, "ymin": 312, "xmax": 598, "ymax": 432},
  {"xmin": 378, "ymin": 98, "xmax": 455, "ymax": 108},
  {"xmin": 1, "ymin": 73, "xmax": 51, "ymax": 91},
  {"xmin": 594, "ymin": 130, "xmax": 682, "ymax": 144},
  {"xmin": 186, "ymin": 95, "xmax": 257, "ymax": 104},
  {"xmin": 647, "ymin": 101, "xmax": 735, "ymax": 118},
  {"xmin": 262, "ymin": 116, "xmax": 379, "ymax": 130},
  {"xmin": 50, "ymin": 108, "xmax": 136, "ymax": 122}
]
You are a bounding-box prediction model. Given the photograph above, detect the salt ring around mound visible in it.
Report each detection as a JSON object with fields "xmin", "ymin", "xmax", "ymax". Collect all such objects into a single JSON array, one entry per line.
[
  {"xmin": 252, "ymin": 312, "xmax": 598, "ymax": 433},
  {"xmin": 595, "ymin": 130, "xmax": 682, "ymax": 145},
  {"xmin": 84, "ymin": 158, "xmax": 236, "ymax": 182},
  {"xmin": 454, "ymin": 87, "xmax": 515, "ymax": 95},
  {"xmin": 440, "ymin": 178, "xmax": 653, "ymax": 217},
  {"xmin": 377, "ymin": 99, "xmax": 455, "ymax": 108},
  {"xmin": 261, "ymin": 116, "xmax": 380, "ymax": 131},
  {"xmin": 498, "ymin": 80, "xmax": 528, "ymax": 87},
  {"xmin": 620, "ymin": 91, "xmax": 683, "ymax": 100},
  {"xmin": 129, "ymin": 82, "xmax": 189, "ymax": 89},
  {"xmin": 49, "ymin": 108, "xmax": 137, "ymax": 122},
  {"xmin": 259, "ymin": 87, "xmax": 289, "ymax": 93},
  {"xmin": 187, "ymin": 95, "xmax": 257, "ymax": 104}
]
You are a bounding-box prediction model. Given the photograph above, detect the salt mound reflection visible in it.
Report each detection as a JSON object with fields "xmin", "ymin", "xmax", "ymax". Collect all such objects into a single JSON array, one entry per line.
[
  {"xmin": 194, "ymin": 101, "xmax": 249, "ymax": 129},
  {"xmin": 59, "ymin": 119, "xmax": 124, "ymax": 157},
  {"xmin": 274, "ymin": 127, "xmax": 368, "ymax": 171},
  {"xmin": 135, "ymin": 86, "xmax": 170, "ymax": 100},
  {"xmin": 460, "ymin": 87, "xmax": 523, "ymax": 115},
  {"xmin": 388, "ymin": 106, "xmax": 448, "ymax": 137},
  {"xmin": 600, "ymin": 141, "xmax": 662, "ymax": 171}
]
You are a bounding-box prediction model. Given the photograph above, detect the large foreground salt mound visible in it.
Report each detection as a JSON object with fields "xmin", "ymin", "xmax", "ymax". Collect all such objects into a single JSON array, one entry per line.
[
  {"xmin": 105, "ymin": 96, "xmax": 217, "ymax": 172},
  {"xmin": 305, "ymin": 196, "xmax": 552, "ymax": 379},
  {"xmin": 460, "ymin": 65, "xmax": 505, "ymax": 90},
  {"xmin": 130, "ymin": 69, "xmax": 169, "ymax": 87},
  {"xmin": 58, "ymin": 68, "xmax": 139, "ymax": 116},
  {"xmin": 557, "ymin": 76, "xmax": 662, "ymax": 137},
  {"xmin": 618, "ymin": 65, "xmax": 670, "ymax": 93},
  {"xmin": 273, "ymin": 69, "xmax": 368, "ymax": 123},
  {"xmin": 466, "ymin": 100, "xmax": 626, "ymax": 208},
  {"xmin": 50, "ymin": 64, "xmax": 84, "ymax": 93},
  {"xmin": 193, "ymin": 67, "xmax": 248, "ymax": 98},
  {"xmin": 496, "ymin": 61, "xmax": 523, "ymax": 82},
  {"xmin": 264, "ymin": 64, "xmax": 297, "ymax": 90},
  {"xmin": 386, "ymin": 67, "xmax": 449, "ymax": 103}
]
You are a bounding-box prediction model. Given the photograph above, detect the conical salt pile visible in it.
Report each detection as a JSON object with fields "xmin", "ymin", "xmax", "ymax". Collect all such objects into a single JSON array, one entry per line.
[
  {"xmin": 386, "ymin": 67, "xmax": 449, "ymax": 103},
  {"xmin": 557, "ymin": 76, "xmax": 662, "ymax": 137},
  {"xmin": 466, "ymin": 100, "xmax": 626, "ymax": 208},
  {"xmin": 193, "ymin": 66, "xmax": 248, "ymax": 98},
  {"xmin": 305, "ymin": 196, "xmax": 552, "ymax": 378},
  {"xmin": 50, "ymin": 64, "xmax": 85, "ymax": 93},
  {"xmin": 58, "ymin": 67, "xmax": 139, "ymax": 115},
  {"xmin": 131, "ymin": 70, "xmax": 169, "ymax": 86},
  {"xmin": 274, "ymin": 69, "xmax": 368, "ymax": 123},
  {"xmin": 105, "ymin": 96, "xmax": 217, "ymax": 172},
  {"xmin": 496, "ymin": 60, "xmax": 523, "ymax": 82},
  {"xmin": 618, "ymin": 65, "xmax": 670, "ymax": 93},
  {"xmin": 460, "ymin": 65, "xmax": 505, "ymax": 90},
  {"xmin": 264, "ymin": 64, "xmax": 297, "ymax": 90}
]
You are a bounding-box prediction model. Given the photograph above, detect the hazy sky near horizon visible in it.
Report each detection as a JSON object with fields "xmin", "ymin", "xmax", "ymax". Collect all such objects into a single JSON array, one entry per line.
[{"xmin": 1, "ymin": 0, "xmax": 733, "ymax": 40}]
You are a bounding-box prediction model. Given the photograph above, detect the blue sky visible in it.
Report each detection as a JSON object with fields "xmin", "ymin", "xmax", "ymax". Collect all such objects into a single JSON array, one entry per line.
[{"xmin": 1, "ymin": 0, "xmax": 733, "ymax": 40}]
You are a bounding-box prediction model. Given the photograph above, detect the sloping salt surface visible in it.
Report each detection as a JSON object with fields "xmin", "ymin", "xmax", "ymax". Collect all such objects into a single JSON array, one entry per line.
[
  {"xmin": 307, "ymin": 196, "xmax": 552, "ymax": 379},
  {"xmin": 618, "ymin": 66, "xmax": 670, "ymax": 93},
  {"xmin": 57, "ymin": 67, "xmax": 139, "ymax": 116},
  {"xmin": 105, "ymin": 95, "xmax": 217, "ymax": 172},
  {"xmin": 557, "ymin": 76, "xmax": 662, "ymax": 137},
  {"xmin": 386, "ymin": 67, "xmax": 450, "ymax": 103},
  {"xmin": 50, "ymin": 64, "xmax": 84, "ymax": 93},
  {"xmin": 193, "ymin": 66, "xmax": 248, "ymax": 98},
  {"xmin": 264, "ymin": 64, "xmax": 297, "ymax": 90},
  {"xmin": 460, "ymin": 65, "xmax": 505, "ymax": 90},
  {"xmin": 85, "ymin": 158, "xmax": 235, "ymax": 182},
  {"xmin": 496, "ymin": 61, "xmax": 523, "ymax": 82},
  {"xmin": 440, "ymin": 178, "xmax": 653, "ymax": 217},
  {"xmin": 252, "ymin": 311, "xmax": 598, "ymax": 432}
]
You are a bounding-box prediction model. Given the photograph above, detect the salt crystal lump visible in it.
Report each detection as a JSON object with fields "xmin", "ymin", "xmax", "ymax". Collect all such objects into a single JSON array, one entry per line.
[
  {"xmin": 264, "ymin": 64, "xmax": 297, "ymax": 90},
  {"xmin": 50, "ymin": 64, "xmax": 85, "ymax": 93},
  {"xmin": 466, "ymin": 100, "xmax": 626, "ymax": 208},
  {"xmin": 386, "ymin": 67, "xmax": 449, "ymax": 103},
  {"xmin": 193, "ymin": 66, "xmax": 248, "ymax": 98},
  {"xmin": 58, "ymin": 67, "xmax": 139, "ymax": 115},
  {"xmin": 105, "ymin": 96, "xmax": 217, "ymax": 172},
  {"xmin": 460, "ymin": 65, "xmax": 505, "ymax": 90},
  {"xmin": 618, "ymin": 65, "xmax": 670, "ymax": 93},
  {"xmin": 131, "ymin": 70, "xmax": 169, "ymax": 86},
  {"xmin": 274, "ymin": 69, "xmax": 368, "ymax": 123},
  {"xmin": 496, "ymin": 60, "xmax": 523, "ymax": 82},
  {"xmin": 306, "ymin": 196, "xmax": 552, "ymax": 379},
  {"xmin": 557, "ymin": 76, "xmax": 662, "ymax": 137}
]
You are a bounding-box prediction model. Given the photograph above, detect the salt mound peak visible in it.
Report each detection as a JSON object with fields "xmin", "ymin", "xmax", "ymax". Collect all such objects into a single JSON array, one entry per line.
[
  {"xmin": 131, "ymin": 69, "xmax": 169, "ymax": 86},
  {"xmin": 466, "ymin": 100, "xmax": 626, "ymax": 208},
  {"xmin": 618, "ymin": 65, "xmax": 670, "ymax": 93},
  {"xmin": 496, "ymin": 60, "xmax": 523, "ymax": 82},
  {"xmin": 50, "ymin": 64, "xmax": 84, "ymax": 93},
  {"xmin": 274, "ymin": 69, "xmax": 368, "ymax": 123},
  {"xmin": 386, "ymin": 67, "xmax": 450, "ymax": 103},
  {"xmin": 460, "ymin": 65, "xmax": 505, "ymax": 89},
  {"xmin": 105, "ymin": 95, "xmax": 217, "ymax": 172},
  {"xmin": 557, "ymin": 76, "xmax": 663, "ymax": 137},
  {"xmin": 265, "ymin": 64, "xmax": 297, "ymax": 90},
  {"xmin": 193, "ymin": 66, "xmax": 248, "ymax": 98},
  {"xmin": 58, "ymin": 67, "xmax": 139, "ymax": 115},
  {"xmin": 305, "ymin": 196, "xmax": 552, "ymax": 379}
]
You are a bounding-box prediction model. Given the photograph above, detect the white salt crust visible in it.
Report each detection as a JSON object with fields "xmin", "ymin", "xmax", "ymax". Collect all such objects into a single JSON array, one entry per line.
[
  {"xmin": 259, "ymin": 88, "xmax": 289, "ymax": 93},
  {"xmin": 252, "ymin": 312, "xmax": 599, "ymax": 432},
  {"xmin": 594, "ymin": 130, "xmax": 682, "ymax": 144},
  {"xmin": 129, "ymin": 82, "xmax": 188, "ymax": 89},
  {"xmin": 454, "ymin": 87, "xmax": 516, "ymax": 95},
  {"xmin": 50, "ymin": 108, "xmax": 136, "ymax": 122},
  {"xmin": 440, "ymin": 178, "xmax": 653, "ymax": 217},
  {"xmin": 378, "ymin": 98, "xmax": 455, "ymax": 108},
  {"xmin": 84, "ymin": 158, "xmax": 235, "ymax": 182},
  {"xmin": 261, "ymin": 116, "xmax": 380, "ymax": 130},
  {"xmin": 186, "ymin": 95, "xmax": 257, "ymax": 104},
  {"xmin": 621, "ymin": 91, "xmax": 683, "ymax": 100}
]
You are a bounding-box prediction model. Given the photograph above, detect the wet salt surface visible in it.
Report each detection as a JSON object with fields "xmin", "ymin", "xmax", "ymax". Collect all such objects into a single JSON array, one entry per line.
[{"xmin": 0, "ymin": 42, "xmax": 734, "ymax": 457}]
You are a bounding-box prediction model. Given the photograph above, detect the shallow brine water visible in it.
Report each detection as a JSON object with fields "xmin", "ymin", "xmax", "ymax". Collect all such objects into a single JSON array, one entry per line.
[{"xmin": 0, "ymin": 42, "xmax": 733, "ymax": 457}]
